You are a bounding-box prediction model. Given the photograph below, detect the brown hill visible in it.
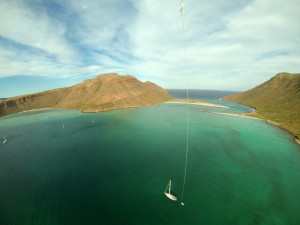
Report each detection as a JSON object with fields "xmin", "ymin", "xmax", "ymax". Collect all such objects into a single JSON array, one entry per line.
[
  {"xmin": 223, "ymin": 72, "xmax": 300, "ymax": 139},
  {"xmin": 0, "ymin": 73, "xmax": 172, "ymax": 117}
]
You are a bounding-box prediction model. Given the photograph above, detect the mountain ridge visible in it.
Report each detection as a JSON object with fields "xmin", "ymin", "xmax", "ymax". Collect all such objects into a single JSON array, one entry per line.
[
  {"xmin": 0, "ymin": 73, "xmax": 172, "ymax": 117},
  {"xmin": 223, "ymin": 72, "xmax": 300, "ymax": 141}
]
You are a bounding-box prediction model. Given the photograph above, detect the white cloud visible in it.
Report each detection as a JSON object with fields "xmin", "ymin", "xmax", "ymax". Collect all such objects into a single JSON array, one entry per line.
[
  {"xmin": 0, "ymin": 0, "xmax": 299, "ymax": 92},
  {"xmin": 61, "ymin": 0, "xmax": 136, "ymax": 60},
  {"xmin": 0, "ymin": 0, "xmax": 76, "ymax": 65},
  {"xmin": 127, "ymin": 0, "xmax": 300, "ymax": 90}
]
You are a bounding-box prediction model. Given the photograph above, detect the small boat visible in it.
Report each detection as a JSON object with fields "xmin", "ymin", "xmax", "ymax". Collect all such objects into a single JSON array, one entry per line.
[
  {"xmin": 3, "ymin": 135, "xmax": 7, "ymax": 144},
  {"xmin": 164, "ymin": 180, "xmax": 177, "ymax": 201},
  {"xmin": 62, "ymin": 123, "xmax": 65, "ymax": 128}
]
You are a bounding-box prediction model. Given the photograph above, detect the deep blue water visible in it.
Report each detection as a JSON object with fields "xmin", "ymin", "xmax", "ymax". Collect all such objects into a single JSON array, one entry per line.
[{"xmin": 0, "ymin": 90, "xmax": 299, "ymax": 225}]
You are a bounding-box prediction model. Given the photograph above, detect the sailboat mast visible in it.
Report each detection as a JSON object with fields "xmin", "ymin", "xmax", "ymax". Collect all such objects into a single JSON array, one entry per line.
[{"xmin": 169, "ymin": 180, "xmax": 171, "ymax": 194}]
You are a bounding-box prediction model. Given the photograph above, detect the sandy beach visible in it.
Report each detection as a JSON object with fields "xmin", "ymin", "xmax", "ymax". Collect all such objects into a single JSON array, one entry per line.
[
  {"xmin": 165, "ymin": 98, "xmax": 229, "ymax": 108},
  {"xmin": 194, "ymin": 110, "xmax": 262, "ymax": 120}
]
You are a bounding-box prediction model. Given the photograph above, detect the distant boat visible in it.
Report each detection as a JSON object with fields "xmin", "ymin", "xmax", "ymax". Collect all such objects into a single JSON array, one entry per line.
[
  {"xmin": 3, "ymin": 135, "xmax": 7, "ymax": 144},
  {"xmin": 164, "ymin": 180, "xmax": 177, "ymax": 201},
  {"xmin": 62, "ymin": 123, "xmax": 65, "ymax": 128}
]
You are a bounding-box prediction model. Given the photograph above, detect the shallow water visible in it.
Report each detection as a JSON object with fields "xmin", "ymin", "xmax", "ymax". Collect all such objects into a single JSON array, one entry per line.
[{"xmin": 0, "ymin": 90, "xmax": 299, "ymax": 225}]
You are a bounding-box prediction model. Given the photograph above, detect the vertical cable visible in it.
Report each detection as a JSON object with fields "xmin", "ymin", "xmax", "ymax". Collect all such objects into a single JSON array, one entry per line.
[{"xmin": 179, "ymin": 0, "xmax": 189, "ymax": 206}]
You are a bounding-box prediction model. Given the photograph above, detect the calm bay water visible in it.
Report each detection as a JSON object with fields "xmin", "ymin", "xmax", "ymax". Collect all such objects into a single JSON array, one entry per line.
[{"xmin": 0, "ymin": 90, "xmax": 299, "ymax": 225}]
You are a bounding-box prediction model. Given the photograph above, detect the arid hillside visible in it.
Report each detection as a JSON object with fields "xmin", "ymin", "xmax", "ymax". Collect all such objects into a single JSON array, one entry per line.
[
  {"xmin": 0, "ymin": 73, "xmax": 172, "ymax": 117},
  {"xmin": 223, "ymin": 72, "xmax": 300, "ymax": 139}
]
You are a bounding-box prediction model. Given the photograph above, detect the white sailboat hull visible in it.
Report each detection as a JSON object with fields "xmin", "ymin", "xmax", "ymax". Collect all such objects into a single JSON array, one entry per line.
[{"xmin": 164, "ymin": 192, "xmax": 177, "ymax": 201}]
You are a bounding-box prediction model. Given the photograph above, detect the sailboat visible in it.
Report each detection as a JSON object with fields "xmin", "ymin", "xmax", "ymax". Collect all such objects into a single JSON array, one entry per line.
[
  {"xmin": 164, "ymin": 180, "xmax": 177, "ymax": 201},
  {"xmin": 3, "ymin": 135, "xmax": 7, "ymax": 144}
]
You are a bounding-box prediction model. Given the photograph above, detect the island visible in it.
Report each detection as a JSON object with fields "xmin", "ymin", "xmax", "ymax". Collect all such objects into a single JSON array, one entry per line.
[
  {"xmin": 0, "ymin": 73, "xmax": 172, "ymax": 117},
  {"xmin": 0, "ymin": 73, "xmax": 233, "ymax": 118}
]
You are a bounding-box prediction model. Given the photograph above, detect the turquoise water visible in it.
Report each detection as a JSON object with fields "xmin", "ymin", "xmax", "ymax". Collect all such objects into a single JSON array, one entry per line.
[{"xmin": 0, "ymin": 91, "xmax": 300, "ymax": 225}]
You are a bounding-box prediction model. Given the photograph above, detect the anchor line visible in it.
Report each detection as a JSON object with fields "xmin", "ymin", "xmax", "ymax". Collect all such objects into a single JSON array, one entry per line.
[{"xmin": 179, "ymin": 0, "xmax": 190, "ymax": 206}]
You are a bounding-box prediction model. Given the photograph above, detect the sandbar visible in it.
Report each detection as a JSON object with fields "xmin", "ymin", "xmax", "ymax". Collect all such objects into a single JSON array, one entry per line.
[
  {"xmin": 165, "ymin": 98, "xmax": 229, "ymax": 108},
  {"xmin": 194, "ymin": 110, "xmax": 262, "ymax": 120}
]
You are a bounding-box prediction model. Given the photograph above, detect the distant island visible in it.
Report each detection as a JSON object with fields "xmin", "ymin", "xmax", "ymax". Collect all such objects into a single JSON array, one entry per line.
[
  {"xmin": 223, "ymin": 72, "xmax": 300, "ymax": 144},
  {"xmin": 0, "ymin": 73, "xmax": 172, "ymax": 117},
  {"xmin": 0, "ymin": 73, "xmax": 233, "ymax": 118}
]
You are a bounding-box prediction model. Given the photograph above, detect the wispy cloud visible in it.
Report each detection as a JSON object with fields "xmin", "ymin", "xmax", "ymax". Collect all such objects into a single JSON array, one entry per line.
[
  {"xmin": 129, "ymin": 0, "xmax": 300, "ymax": 89},
  {"xmin": 0, "ymin": 0, "xmax": 299, "ymax": 96},
  {"xmin": 0, "ymin": 0, "xmax": 76, "ymax": 62}
]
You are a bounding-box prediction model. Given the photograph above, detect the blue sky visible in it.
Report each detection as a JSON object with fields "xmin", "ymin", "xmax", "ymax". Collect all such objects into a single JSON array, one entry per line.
[{"xmin": 0, "ymin": 0, "xmax": 300, "ymax": 98}]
